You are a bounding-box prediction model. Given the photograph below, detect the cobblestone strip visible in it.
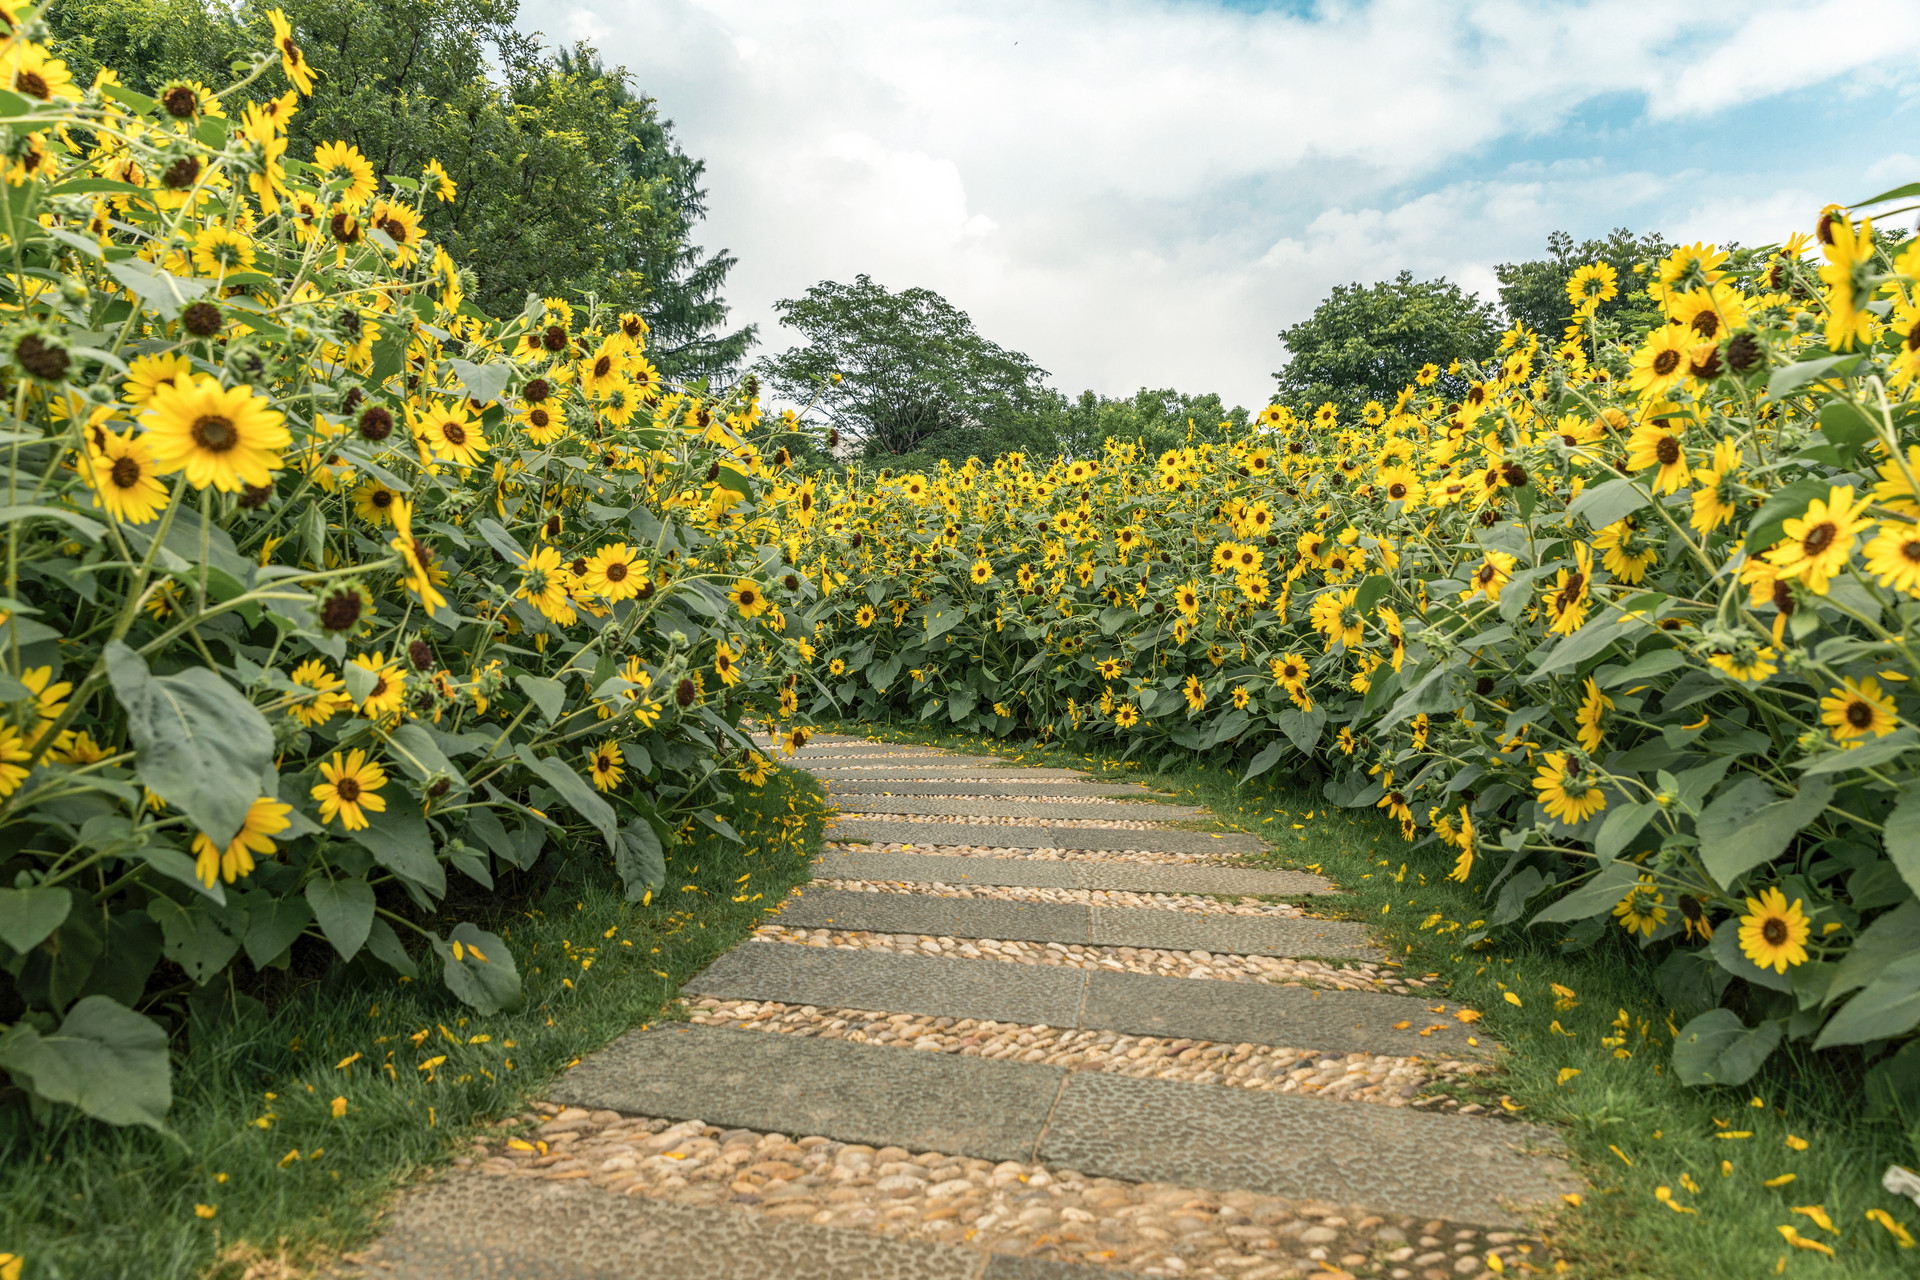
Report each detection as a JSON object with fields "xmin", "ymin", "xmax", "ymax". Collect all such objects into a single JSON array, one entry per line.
[
  {"xmin": 751, "ymin": 927, "xmax": 1409, "ymax": 994},
  {"xmin": 810, "ymin": 878, "xmax": 1312, "ymax": 918},
  {"xmin": 824, "ymin": 841, "xmax": 1230, "ymax": 866},
  {"xmin": 458, "ymin": 1105, "xmax": 1542, "ymax": 1280}
]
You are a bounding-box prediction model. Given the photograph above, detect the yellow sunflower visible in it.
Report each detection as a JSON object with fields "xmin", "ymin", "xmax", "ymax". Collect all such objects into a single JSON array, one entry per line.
[
  {"xmin": 141, "ymin": 373, "xmax": 289, "ymax": 493},
  {"xmin": 190, "ymin": 796, "xmax": 292, "ymax": 888},
  {"xmin": 349, "ymin": 652, "xmax": 407, "ymax": 719},
  {"xmin": 587, "ymin": 740, "xmax": 625, "ymax": 792},
  {"xmin": 581, "ymin": 543, "xmax": 645, "ymax": 601},
  {"xmin": 312, "ymin": 749, "xmax": 388, "ymax": 831},
  {"xmin": 1565, "ymin": 261, "xmax": 1618, "ymax": 310},
  {"xmin": 1764, "ymin": 485, "xmax": 1867, "ymax": 595},
  {"xmin": 78, "ymin": 430, "xmax": 169, "ymax": 524},
  {"xmin": 1627, "ymin": 326, "xmax": 1691, "ymax": 400},
  {"xmin": 1819, "ymin": 677, "xmax": 1899, "ymax": 743},
  {"xmin": 1624, "ymin": 418, "xmax": 1691, "ymax": 494},
  {"xmin": 1863, "ymin": 520, "xmax": 1920, "ymax": 596},
  {"xmin": 1738, "ymin": 887, "xmax": 1810, "ymax": 974},
  {"xmin": 729, "ymin": 579, "xmax": 771, "ymax": 619},
  {"xmin": 1461, "ymin": 550, "xmax": 1516, "ymax": 605},
  {"xmin": 1612, "ymin": 876, "xmax": 1667, "ymax": 938},
  {"xmin": 1575, "ymin": 677, "xmax": 1613, "ymax": 752},
  {"xmin": 268, "ymin": 7, "xmax": 318, "ymax": 95},
  {"xmin": 352, "ymin": 480, "xmax": 400, "ymax": 526},
  {"xmin": 415, "ymin": 402, "xmax": 489, "ymax": 468},
  {"xmin": 312, "ymin": 139, "xmax": 376, "ymax": 205},
  {"xmin": 1533, "ymin": 751, "xmax": 1605, "ymax": 825}
]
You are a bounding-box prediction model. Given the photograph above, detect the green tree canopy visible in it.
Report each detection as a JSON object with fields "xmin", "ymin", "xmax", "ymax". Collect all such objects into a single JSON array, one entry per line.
[
  {"xmin": 47, "ymin": 0, "xmax": 752, "ymax": 381},
  {"xmin": 1053, "ymin": 388, "xmax": 1250, "ymax": 460},
  {"xmin": 1494, "ymin": 228, "xmax": 1670, "ymax": 342},
  {"xmin": 759, "ymin": 275, "xmax": 1057, "ymax": 465},
  {"xmin": 1271, "ymin": 270, "xmax": 1501, "ymax": 420}
]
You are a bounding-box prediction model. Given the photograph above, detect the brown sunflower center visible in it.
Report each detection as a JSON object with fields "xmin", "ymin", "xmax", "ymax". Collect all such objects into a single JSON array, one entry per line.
[
  {"xmin": 1902, "ymin": 537, "xmax": 1920, "ymax": 564},
  {"xmin": 1691, "ymin": 310, "xmax": 1720, "ymax": 339},
  {"xmin": 191, "ymin": 414, "xmax": 238, "ymax": 452},
  {"xmin": 1801, "ymin": 521, "xmax": 1836, "ymax": 554},
  {"xmin": 335, "ymin": 776, "xmax": 362, "ymax": 803},
  {"xmin": 1652, "ymin": 348, "xmax": 1681, "ymax": 376},
  {"xmin": 371, "ymin": 489, "xmax": 393, "ymax": 509},
  {"xmin": 110, "ymin": 455, "xmax": 143, "ymax": 489},
  {"xmin": 1847, "ymin": 699, "xmax": 1875, "ymax": 729},
  {"xmin": 378, "ymin": 216, "xmax": 408, "ymax": 244},
  {"xmin": 604, "ymin": 561, "xmax": 627, "ymax": 582},
  {"xmin": 593, "ymin": 356, "xmax": 612, "ymax": 379},
  {"xmin": 440, "ymin": 421, "xmax": 467, "ymax": 446},
  {"xmin": 529, "ymin": 407, "xmax": 550, "ymax": 428},
  {"xmin": 162, "ymin": 86, "xmax": 198, "ymax": 118},
  {"xmin": 1762, "ymin": 916, "xmax": 1788, "ymax": 946},
  {"xmin": 16, "ymin": 70, "xmax": 49, "ymax": 100},
  {"xmin": 1655, "ymin": 435, "xmax": 1681, "ymax": 465}
]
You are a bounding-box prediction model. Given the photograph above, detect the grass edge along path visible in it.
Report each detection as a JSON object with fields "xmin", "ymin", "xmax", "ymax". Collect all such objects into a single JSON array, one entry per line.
[
  {"xmin": 0, "ymin": 768, "xmax": 829, "ymax": 1280},
  {"xmin": 821, "ymin": 721, "xmax": 1920, "ymax": 1280}
]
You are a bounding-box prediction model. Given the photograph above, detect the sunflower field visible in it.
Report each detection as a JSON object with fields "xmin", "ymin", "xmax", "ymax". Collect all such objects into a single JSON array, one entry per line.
[
  {"xmin": 787, "ymin": 209, "xmax": 1920, "ymax": 1100},
  {"xmin": 0, "ymin": 7, "xmax": 815, "ymax": 1130}
]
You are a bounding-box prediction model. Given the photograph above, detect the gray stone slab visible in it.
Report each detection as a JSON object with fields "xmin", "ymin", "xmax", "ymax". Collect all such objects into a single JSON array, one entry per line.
[
  {"xmin": 984, "ymin": 1258, "xmax": 1137, "ymax": 1280},
  {"xmin": 353, "ymin": 1173, "xmax": 988, "ymax": 1280},
  {"xmin": 1088, "ymin": 907, "xmax": 1381, "ymax": 959},
  {"xmin": 832, "ymin": 795, "xmax": 1210, "ymax": 821},
  {"xmin": 552, "ymin": 1024, "xmax": 1061, "ymax": 1163},
  {"xmin": 1040, "ymin": 1071, "xmax": 1570, "ymax": 1226},
  {"xmin": 827, "ymin": 820, "xmax": 1267, "ymax": 856},
  {"xmin": 814, "ymin": 848, "xmax": 1333, "ymax": 897},
  {"xmin": 685, "ymin": 944, "xmax": 1085, "ymax": 1027},
  {"xmin": 777, "ymin": 888, "xmax": 1093, "ymax": 942},
  {"xmin": 825, "ymin": 780, "xmax": 1159, "ymax": 798},
  {"xmin": 1082, "ymin": 970, "xmax": 1490, "ymax": 1058},
  {"xmin": 805, "ymin": 766, "xmax": 1093, "ymax": 780}
]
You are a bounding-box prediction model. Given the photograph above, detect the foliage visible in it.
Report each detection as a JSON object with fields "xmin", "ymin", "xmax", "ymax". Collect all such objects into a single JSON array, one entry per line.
[
  {"xmin": 1051, "ymin": 386, "xmax": 1251, "ymax": 462},
  {"xmin": 757, "ymin": 274, "xmax": 1057, "ymax": 463},
  {"xmin": 0, "ymin": 8, "xmax": 817, "ymax": 1132},
  {"xmin": 1271, "ymin": 269, "xmax": 1502, "ymax": 421},
  {"xmin": 788, "ymin": 215, "xmax": 1920, "ymax": 1095},
  {"xmin": 1496, "ymin": 228, "xmax": 1672, "ymax": 347},
  {"xmin": 44, "ymin": 0, "xmax": 754, "ymax": 382}
]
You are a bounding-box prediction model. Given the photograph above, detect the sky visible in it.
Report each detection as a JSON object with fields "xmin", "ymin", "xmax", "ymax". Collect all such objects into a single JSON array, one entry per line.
[{"xmin": 523, "ymin": 0, "xmax": 1920, "ymax": 410}]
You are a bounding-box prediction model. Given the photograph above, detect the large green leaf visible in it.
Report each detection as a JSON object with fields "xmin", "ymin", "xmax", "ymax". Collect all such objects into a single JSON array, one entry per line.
[
  {"xmin": 0, "ymin": 996, "xmax": 172, "ymax": 1130},
  {"xmin": 1277, "ymin": 706, "xmax": 1327, "ymax": 754},
  {"xmin": 105, "ymin": 642, "xmax": 273, "ymax": 848},
  {"xmin": 1886, "ymin": 789, "xmax": 1920, "ymax": 900},
  {"xmin": 0, "ymin": 886, "xmax": 70, "ymax": 953},
  {"xmin": 1814, "ymin": 953, "xmax": 1920, "ymax": 1048},
  {"xmin": 1710, "ymin": 924, "xmax": 1793, "ymax": 992},
  {"xmin": 614, "ymin": 820, "xmax": 666, "ymax": 903},
  {"xmin": 1566, "ymin": 477, "xmax": 1651, "ymax": 530},
  {"xmin": 1529, "ymin": 860, "xmax": 1642, "ymax": 925},
  {"xmin": 518, "ymin": 746, "xmax": 618, "ymax": 852},
  {"xmin": 305, "ymin": 877, "xmax": 376, "ymax": 961},
  {"xmin": 348, "ymin": 789, "xmax": 445, "ymax": 901},
  {"xmin": 434, "ymin": 924, "xmax": 521, "ymax": 1014},
  {"xmin": 1671, "ymin": 1009, "xmax": 1783, "ymax": 1087},
  {"xmin": 146, "ymin": 896, "xmax": 237, "ymax": 985},
  {"xmin": 1697, "ymin": 776, "xmax": 1833, "ymax": 888},
  {"xmin": 238, "ymin": 891, "xmax": 312, "ymax": 969}
]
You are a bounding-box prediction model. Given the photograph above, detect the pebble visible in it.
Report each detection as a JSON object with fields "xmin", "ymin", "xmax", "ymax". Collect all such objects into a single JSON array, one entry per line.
[
  {"xmin": 750, "ymin": 928, "xmax": 1406, "ymax": 994},
  {"xmin": 810, "ymin": 879, "xmax": 1312, "ymax": 918},
  {"xmin": 475, "ymin": 1105, "xmax": 1546, "ymax": 1278},
  {"xmin": 679, "ymin": 998, "xmax": 1484, "ymax": 1106}
]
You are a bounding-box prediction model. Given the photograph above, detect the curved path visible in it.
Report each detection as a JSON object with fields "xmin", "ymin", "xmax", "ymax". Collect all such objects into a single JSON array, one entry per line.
[{"xmin": 349, "ymin": 734, "xmax": 1574, "ymax": 1280}]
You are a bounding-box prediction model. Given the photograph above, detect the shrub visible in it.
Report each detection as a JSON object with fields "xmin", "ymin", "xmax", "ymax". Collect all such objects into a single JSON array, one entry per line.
[{"xmin": 0, "ymin": 7, "xmax": 813, "ymax": 1130}]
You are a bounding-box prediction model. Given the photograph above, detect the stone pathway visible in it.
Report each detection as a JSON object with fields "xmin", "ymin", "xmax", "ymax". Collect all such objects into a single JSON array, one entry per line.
[{"xmin": 347, "ymin": 735, "xmax": 1575, "ymax": 1280}]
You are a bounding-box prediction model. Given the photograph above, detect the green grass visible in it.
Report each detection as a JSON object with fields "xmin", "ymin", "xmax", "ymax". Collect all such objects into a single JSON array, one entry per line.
[
  {"xmin": 824, "ymin": 721, "xmax": 1920, "ymax": 1280},
  {"xmin": 0, "ymin": 769, "xmax": 828, "ymax": 1280}
]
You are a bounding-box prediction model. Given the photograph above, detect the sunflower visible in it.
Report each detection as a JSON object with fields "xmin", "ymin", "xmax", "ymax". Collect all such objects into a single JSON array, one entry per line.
[
  {"xmin": 729, "ymin": 579, "xmax": 770, "ymax": 619},
  {"xmin": 578, "ymin": 543, "xmax": 643, "ymax": 601},
  {"xmin": 713, "ymin": 639, "xmax": 743, "ymax": 687},
  {"xmin": 190, "ymin": 795, "xmax": 292, "ymax": 888},
  {"xmin": 415, "ymin": 402, "xmax": 489, "ymax": 468},
  {"xmin": 1819, "ymin": 677, "xmax": 1899, "ymax": 743},
  {"xmin": 1174, "ymin": 580, "xmax": 1202, "ymax": 620},
  {"xmin": 1461, "ymin": 549, "xmax": 1516, "ymax": 604},
  {"xmin": 587, "ymin": 740, "xmax": 625, "ymax": 792},
  {"xmin": 349, "ymin": 651, "xmax": 406, "ymax": 719},
  {"xmin": 1437, "ymin": 806, "xmax": 1475, "ymax": 881},
  {"xmin": 518, "ymin": 402, "xmax": 566, "ymax": 446},
  {"xmin": 1624, "ymin": 420, "xmax": 1691, "ymax": 494},
  {"xmin": 1182, "ymin": 674, "xmax": 1206, "ymax": 712},
  {"xmin": 1864, "ymin": 520, "xmax": 1920, "ymax": 596},
  {"xmin": 1113, "ymin": 703, "xmax": 1140, "ymax": 729},
  {"xmin": 312, "ymin": 749, "xmax": 388, "ymax": 831},
  {"xmin": 1707, "ymin": 642, "xmax": 1778, "ymax": 684},
  {"xmin": 78, "ymin": 430, "xmax": 169, "ymax": 524},
  {"xmin": 1, "ymin": 40, "xmax": 82, "ymax": 103},
  {"xmin": 423, "ymin": 157, "xmax": 457, "ymax": 202},
  {"xmin": 364, "ymin": 199, "xmax": 421, "ymax": 264},
  {"xmin": 1764, "ymin": 485, "xmax": 1867, "ymax": 595},
  {"xmin": 352, "ymin": 480, "xmax": 400, "ymax": 526},
  {"xmin": 779, "ymin": 725, "xmax": 811, "ymax": 756},
  {"xmin": 516, "ymin": 546, "xmax": 577, "ymax": 626},
  {"xmin": 1738, "ymin": 887, "xmax": 1811, "ymax": 974},
  {"xmin": 190, "ymin": 225, "xmax": 255, "ymax": 277},
  {"xmin": 827, "ymin": 658, "xmax": 846, "ymax": 677},
  {"xmin": 288, "ymin": 658, "xmax": 351, "ymax": 727},
  {"xmin": 1871, "ymin": 444, "xmax": 1920, "ymax": 514},
  {"xmin": 599, "ymin": 379, "xmax": 639, "ymax": 427},
  {"xmin": 1575, "ymin": 677, "xmax": 1613, "ymax": 752},
  {"xmin": 1669, "ymin": 284, "xmax": 1749, "ymax": 343},
  {"xmin": 312, "ymin": 140, "xmax": 375, "ymax": 205},
  {"xmin": 1612, "ymin": 876, "xmax": 1668, "ymax": 938},
  {"xmin": 1689, "ymin": 439, "xmax": 1742, "ymax": 534},
  {"xmin": 1230, "ymin": 685, "xmax": 1252, "ymax": 711},
  {"xmin": 1592, "ymin": 515, "xmax": 1660, "ymax": 585},
  {"xmin": 854, "ymin": 604, "xmax": 876, "ymax": 628},
  {"xmin": 141, "ymin": 373, "xmax": 289, "ymax": 493},
  {"xmin": 388, "ymin": 499, "xmax": 447, "ymax": 614},
  {"xmin": 1211, "ymin": 541, "xmax": 1240, "ymax": 574},
  {"xmin": 1375, "ymin": 464, "xmax": 1423, "ymax": 506},
  {"xmin": 268, "ymin": 7, "xmax": 317, "ymax": 95},
  {"xmin": 1534, "ymin": 751, "xmax": 1606, "ymax": 825},
  {"xmin": 1628, "ymin": 326, "xmax": 1691, "ymax": 400},
  {"xmin": 1544, "ymin": 544, "xmax": 1593, "ymax": 637},
  {"xmin": 1817, "ymin": 211, "xmax": 1877, "ymax": 351},
  {"xmin": 1565, "ymin": 261, "xmax": 1618, "ymax": 310},
  {"xmin": 580, "ymin": 336, "xmax": 628, "ymax": 398},
  {"xmin": 966, "ymin": 557, "xmax": 994, "ymax": 585},
  {"xmin": 121, "ymin": 353, "xmax": 194, "ymax": 408}
]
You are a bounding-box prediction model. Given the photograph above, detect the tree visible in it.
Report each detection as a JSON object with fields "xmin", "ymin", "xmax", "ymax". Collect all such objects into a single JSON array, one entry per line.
[
  {"xmin": 46, "ymin": 0, "xmax": 751, "ymax": 379},
  {"xmin": 1495, "ymin": 228, "xmax": 1670, "ymax": 341},
  {"xmin": 759, "ymin": 276, "xmax": 1057, "ymax": 465},
  {"xmin": 1272, "ymin": 271, "xmax": 1501, "ymax": 421},
  {"xmin": 1053, "ymin": 388, "xmax": 1250, "ymax": 460}
]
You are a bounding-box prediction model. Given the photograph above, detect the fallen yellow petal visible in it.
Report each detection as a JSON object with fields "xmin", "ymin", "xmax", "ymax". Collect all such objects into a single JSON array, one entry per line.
[
  {"xmin": 1609, "ymin": 1144, "xmax": 1632, "ymax": 1166},
  {"xmin": 1503, "ymin": 992, "xmax": 1523, "ymax": 1007},
  {"xmin": 1456, "ymin": 1010, "xmax": 1482, "ymax": 1023},
  {"xmin": 1776, "ymin": 1225, "xmax": 1832, "ymax": 1256},
  {"xmin": 1392, "ymin": 1020, "xmax": 1411, "ymax": 1030},
  {"xmin": 330, "ymin": 1096, "xmax": 347, "ymax": 1118},
  {"xmin": 194, "ymin": 1204, "xmax": 216, "ymax": 1219},
  {"xmin": 1784, "ymin": 1134, "xmax": 1808, "ymax": 1151},
  {"xmin": 1865, "ymin": 1208, "xmax": 1915, "ymax": 1247},
  {"xmin": 1557, "ymin": 1068, "xmax": 1581, "ymax": 1085},
  {"xmin": 1764, "ymin": 1173, "xmax": 1796, "ymax": 1188},
  {"xmin": 334, "ymin": 1052, "xmax": 362, "ymax": 1070},
  {"xmin": 1790, "ymin": 1205, "xmax": 1835, "ymax": 1234}
]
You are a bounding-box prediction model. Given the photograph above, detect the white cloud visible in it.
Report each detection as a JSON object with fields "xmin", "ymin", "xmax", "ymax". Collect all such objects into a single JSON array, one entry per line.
[{"xmin": 521, "ymin": 0, "xmax": 1920, "ymax": 409}]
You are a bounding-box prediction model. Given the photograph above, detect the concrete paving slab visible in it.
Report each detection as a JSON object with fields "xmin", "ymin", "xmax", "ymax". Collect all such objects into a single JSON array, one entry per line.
[
  {"xmin": 823, "ymin": 780, "xmax": 1161, "ymax": 798},
  {"xmin": 830, "ymin": 796, "xmax": 1210, "ymax": 821},
  {"xmin": 1088, "ymin": 907, "xmax": 1380, "ymax": 959},
  {"xmin": 804, "ymin": 767, "xmax": 1093, "ymax": 780},
  {"xmin": 351, "ymin": 1173, "xmax": 990, "ymax": 1280},
  {"xmin": 826, "ymin": 820, "xmax": 1267, "ymax": 856},
  {"xmin": 777, "ymin": 888, "xmax": 1093, "ymax": 942},
  {"xmin": 1040, "ymin": 1071, "xmax": 1571, "ymax": 1227},
  {"xmin": 776, "ymin": 889, "xmax": 1375, "ymax": 960},
  {"xmin": 984, "ymin": 1258, "xmax": 1136, "ymax": 1280},
  {"xmin": 1081, "ymin": 970, "xmax": 1491, "ymax": 1058},
  {"xmin": 813, "ymin": 848, "xmax": 1334, "ymax": 896},
  {"xmin": 685, "ymin": 944, "xmax": 1086, "ymax": 1027},
  {"xmin": 551, "ymin": 1025, "xmax": 1062, "ymax": 1163}
]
